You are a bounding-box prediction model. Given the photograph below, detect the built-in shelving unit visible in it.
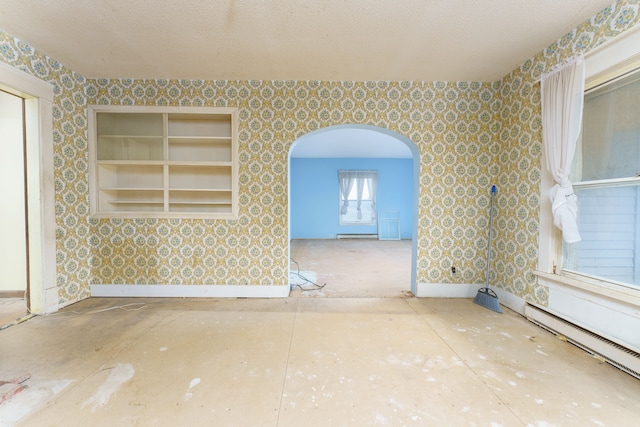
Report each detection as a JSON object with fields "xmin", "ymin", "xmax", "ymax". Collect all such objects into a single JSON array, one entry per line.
[{"xmin": 89, "ymin": 106, "xmax": 238, "ymax": 219}]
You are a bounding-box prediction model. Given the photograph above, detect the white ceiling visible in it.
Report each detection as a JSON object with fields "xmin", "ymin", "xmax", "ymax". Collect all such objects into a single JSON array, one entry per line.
[
  {"xmin": 0, "ymin": 1, "xmax": 615, "ymax": 158},
  {"xmin": 0, "ymin": 0, "xmax": 614, "ymax": 82}
]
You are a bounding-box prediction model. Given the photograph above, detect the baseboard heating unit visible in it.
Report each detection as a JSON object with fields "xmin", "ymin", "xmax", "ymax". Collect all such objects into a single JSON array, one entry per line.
[
  {"xmin": 336, "ymin": 234, "xmax": 378, "ymax": 239},
  {"xmin": 524, "ymin": 304, "xmax": 640, "ymax": 380}
]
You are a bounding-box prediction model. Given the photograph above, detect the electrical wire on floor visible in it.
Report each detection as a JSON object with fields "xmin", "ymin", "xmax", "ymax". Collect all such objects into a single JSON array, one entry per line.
[
  {"xmin": 289, "ymin": 257, "xmax": 327, "ymax": 291},
  {"xmin": 43, "ymin": 302, "xmax": 148, "ymax": 316},
  {"xmin": 0, "ymin": 314, "xmax": 35, "ymax": 331},
  {"xmin": 1, "ymin": 303, "xmax": 147, "ymax": 331},
  {"xmin": 2, "ymin": 287, "xmax": 147, "ymax": 331},
  {"xmin": 0, "ymin": 290, "xmax": 35, "ymax": 331}
]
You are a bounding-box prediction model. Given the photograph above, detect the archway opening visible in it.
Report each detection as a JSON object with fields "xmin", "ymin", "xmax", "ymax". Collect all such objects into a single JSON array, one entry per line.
[{"xmin": 288, "ymin": 124, "xmax": 419, "ymax": 297}]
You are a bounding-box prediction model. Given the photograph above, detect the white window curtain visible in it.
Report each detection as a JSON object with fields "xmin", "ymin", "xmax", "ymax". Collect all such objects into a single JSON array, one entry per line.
[
  {"xmin": 338, "ymin": 171, "xmax": 355, "ymax": 215},
  {"xmin": 356, "ymin": 177, "xmax": 366, "ymax": 220},
  {"xmin": 338, "ymin": 170, "xmax": 377, "ymax": 221},
  {"xmin": 367, "ymin": 175, "xmax": 377, "ymax": 220},
  {"xmin": 541, "ymin": 57, "xmax": 585, "ymax": 243}
]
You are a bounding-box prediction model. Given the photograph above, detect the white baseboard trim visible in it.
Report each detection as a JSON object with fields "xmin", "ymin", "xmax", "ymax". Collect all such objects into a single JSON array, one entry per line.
[
  {"xmin": 91, "ymin": 284, "xmax": 290, "ymax": 298},
  {"xmin": 416, "ymin": 283, "xmax": 526, "ymax": 314},
  {"xmin": 416, "ymin": 283, "xmax": 478, "ymax": 298},
  {"xmin": 492, "ymin": 287, "xmax": 527, "ymax": 315}
]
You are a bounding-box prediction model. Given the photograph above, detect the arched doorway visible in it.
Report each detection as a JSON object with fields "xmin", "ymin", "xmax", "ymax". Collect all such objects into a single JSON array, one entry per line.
[{"xmin": 288, "ymin": 124, "xmax": 419, "ymax": 296}]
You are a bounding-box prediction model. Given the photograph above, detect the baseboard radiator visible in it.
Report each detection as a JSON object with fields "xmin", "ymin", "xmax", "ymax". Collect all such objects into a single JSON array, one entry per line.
[
  {"xmin": 524, "ymin": 304, "xmax": 640, "ymax": 380},
  {"xmin": 336, "ymin": 234, "xmax": 378, "ymax": 239}
]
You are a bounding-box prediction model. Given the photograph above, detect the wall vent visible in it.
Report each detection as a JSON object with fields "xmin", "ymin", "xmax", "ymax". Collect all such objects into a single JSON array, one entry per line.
[{"xmin": 525, "ymin": 304, "xmax": 640, "ymax": 380}]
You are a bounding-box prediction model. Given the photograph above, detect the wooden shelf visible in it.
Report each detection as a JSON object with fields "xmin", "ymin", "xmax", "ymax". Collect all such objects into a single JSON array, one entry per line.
[
  {"xmin": 169, "ymin": 201, "xmax": 231, "ymax": 205},
  {"xmin": 109, "ymin": 200, "xmax": 165, "ymax": 205},
  {"xmin": 89, "ymin": 106, "xmax": 238, "ymax": 218},
  {"xmin": 164, "ymin": 161, "xmax": 232, "ymax": 166},
  {"xmin": 99, "ymin": 187, "xmax": 164, "ymax": 191},
  {"xmin": 100, "ymin": 135, "xmax": 162, "ymax": 139},
  {"xmin": 168, "ymin": 136, "xmax": 231, "ymax": 142},
  {"xmin": 168, "ymin": 188, "xmax": 232, "ymax": 192},
  {"xmin": 97, "ymin": 160, "xmax": 166, "ymax": 166}
]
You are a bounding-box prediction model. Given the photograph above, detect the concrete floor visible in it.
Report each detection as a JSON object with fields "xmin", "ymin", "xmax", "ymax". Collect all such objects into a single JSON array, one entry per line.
[{"xmin": 1, "ymin": 297, "xmax": 640, "ymax": 426}]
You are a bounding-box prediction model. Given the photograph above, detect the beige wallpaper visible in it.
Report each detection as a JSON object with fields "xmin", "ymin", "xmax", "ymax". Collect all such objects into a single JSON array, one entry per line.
[{"xmin": 0, "ymin": 0, "xmax": 638, "ymax": 307}]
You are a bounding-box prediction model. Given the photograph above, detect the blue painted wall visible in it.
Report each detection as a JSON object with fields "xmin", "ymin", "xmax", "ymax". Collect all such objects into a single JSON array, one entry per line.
[{"xmin": 290, "ymin": 158, "xmax": 414, "ymax": 239}]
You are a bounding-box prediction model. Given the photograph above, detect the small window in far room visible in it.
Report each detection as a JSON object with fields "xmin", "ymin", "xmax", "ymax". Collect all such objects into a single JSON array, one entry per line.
[{"xmin": 338, "ymin": 170, "xmax": 377, "ymax": 225}]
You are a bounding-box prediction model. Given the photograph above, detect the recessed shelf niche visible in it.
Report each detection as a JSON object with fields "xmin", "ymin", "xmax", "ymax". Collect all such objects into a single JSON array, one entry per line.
[{"xmin": 89, "ymin": 106, "xmax": 238, "ymax": 219}]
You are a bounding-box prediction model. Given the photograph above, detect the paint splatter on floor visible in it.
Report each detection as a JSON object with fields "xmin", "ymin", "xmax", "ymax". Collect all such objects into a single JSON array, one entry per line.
[
  {"xmin": 184, "ymin": 378, "xmax": 201, "ymax": 401},
  {"xmin": 82, "ymin": 364, "xmax": 134, "ymax": 410},
  {"xmin": 0, "ymin": 379, "xmax": 73, "ymax": 425},
  {"xmin": 536, "ymin": 348, "xmax": 549, "ymax": 356}
]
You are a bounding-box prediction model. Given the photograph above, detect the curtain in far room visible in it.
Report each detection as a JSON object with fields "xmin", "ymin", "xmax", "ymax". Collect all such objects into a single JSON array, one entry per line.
[{"xmin": 338, "ymin": 170, "xmax": 377, "ymax": 225}]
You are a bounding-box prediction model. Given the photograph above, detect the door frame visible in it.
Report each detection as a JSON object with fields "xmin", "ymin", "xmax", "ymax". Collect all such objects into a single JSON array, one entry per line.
[{"xmin": 0, "ymin": 61, "xmax": 57, "ymax": 314}]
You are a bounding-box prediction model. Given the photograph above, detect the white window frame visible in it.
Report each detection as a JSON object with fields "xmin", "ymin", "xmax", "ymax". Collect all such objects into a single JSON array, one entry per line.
[
  {"xmin": 537, "ymin": 25, "xmax": 640, "ymax": 306},
  {"xmin": 338, "ymin": 170, "xmax": 377, "ymax": 226}
]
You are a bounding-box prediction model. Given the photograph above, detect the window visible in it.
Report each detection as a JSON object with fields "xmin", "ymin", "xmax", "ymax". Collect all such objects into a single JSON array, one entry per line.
[
  {"xmin": 563, "ymin": 67, "xmax": 640, "ymax": 288},
  {"xmin": 338, "ymin": 170, "xmax": 377, "ymax": 225}
]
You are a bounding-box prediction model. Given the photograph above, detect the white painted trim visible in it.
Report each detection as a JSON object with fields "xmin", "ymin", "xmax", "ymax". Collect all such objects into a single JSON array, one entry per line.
[
  {"xmin": 415, "ymin": 283, "xmax": 526, "ymax": 314},
  {"xmin": 492, "ymin": 286, "xmax": 526, "ymax": 315},
  {"xmin": 533, "ymin": 273, "xmax": 640, "ymax": 353},
  {"xmin": 87, "ymin": 105, "xmax": 239, "ymax": 220},
  {"xmin": 585, "ymin": 23, "xmax": 640, "ymax": 89},
  {"xmin": 416, "ymin": 283, "xmax": 478, "ymax": 298},
  {"xmin": 524, "ymin": 304, "xmax": 640, "ymax": 377},
  {"xmin": 91, "ymin": 284, "xmax": 290, "ymax": 298},
  {"xmin": 86, "ymin": 105, "xmax": 238, "ymax": 115},
  {"xmin": 0, "ymin": 62, "xmax": 54, "ymax": 102},
  {"xmin": 0, "ymin": 61, "xmax": 56, "ymax": 314},
  {"xmin": 535, "ymin": 271, "xmax": 640, "ymax": 307}
]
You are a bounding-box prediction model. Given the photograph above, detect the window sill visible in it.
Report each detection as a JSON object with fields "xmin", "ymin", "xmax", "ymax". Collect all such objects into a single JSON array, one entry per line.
[{"xmin": 534, "ymin": 270, "xmax": 640, "ymax": 307}]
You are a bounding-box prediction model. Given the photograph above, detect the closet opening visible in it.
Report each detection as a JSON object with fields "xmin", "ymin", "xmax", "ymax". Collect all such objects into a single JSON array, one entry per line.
[
  {"xmin": 0, "ymin": 62, "xmax": 56, "ymax": 315},
  {"xmin": 0, "ymin": 89, "xmax": 29, "ymax": 326}
]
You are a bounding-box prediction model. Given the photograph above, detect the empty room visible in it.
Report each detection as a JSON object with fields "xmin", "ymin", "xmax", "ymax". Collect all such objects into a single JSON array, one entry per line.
[{"xmin": 1, "ymin": 1, "xmax": 640, "ymax": 426}]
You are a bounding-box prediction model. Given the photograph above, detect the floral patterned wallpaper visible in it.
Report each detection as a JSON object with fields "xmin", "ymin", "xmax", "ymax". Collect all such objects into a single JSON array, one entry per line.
[
  {"xmin": 0, "ymin": 0, "xmax": 638, "ymax": 307},
  {"xmin": 492, "ymin": 0, "xmax": 640, "ymax": 304},
  {"xmin": 83, "ymin": 79, "xmax": 500, "ymax": 297}
]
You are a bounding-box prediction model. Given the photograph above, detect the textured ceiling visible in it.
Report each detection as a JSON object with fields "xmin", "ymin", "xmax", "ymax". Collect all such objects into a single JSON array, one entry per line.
[{"xmin": 0, "ymin": 0, "xmax": 614, "ymax": 82}]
